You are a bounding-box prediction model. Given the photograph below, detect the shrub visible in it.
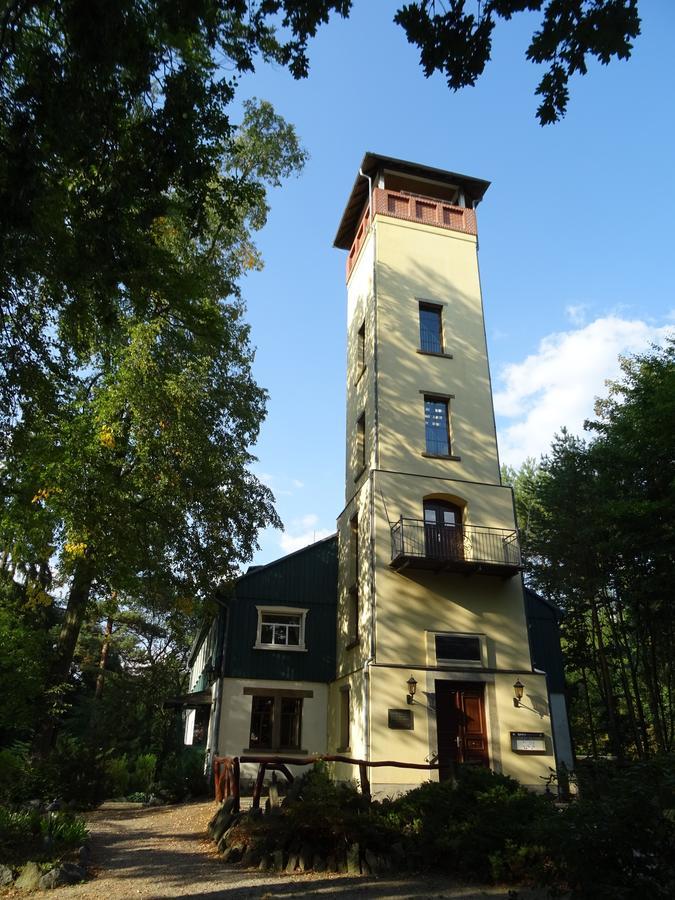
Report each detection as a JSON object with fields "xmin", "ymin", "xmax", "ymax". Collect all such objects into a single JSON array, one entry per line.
[
  {"xmin": 104, "ymin": 756, "xmax": 130, "ymax": 798},
  {"xmin": 155, "ymin": 748, "xmax": 208, "ymax": 801},
  {"xmin": 545, "ymin": 758, "xmax": 675, "ymax": 899},
  {"xmin": 379, "ymin": 766, "xmax": 555, "ymax": 880},
  {"xmin": 131, "ymin": 753, "xmax": 157, "ymax": 794},
  {"xmin": 0, "ymin": 746, "xmax": 30, "ymax": 805},
  {"xmin": 41, "ymin": 735, "xmax": 106, "ymax": 807},
  {"xmin": 0, "ymin": 806, "xmax": 88, "ymax": 866}
]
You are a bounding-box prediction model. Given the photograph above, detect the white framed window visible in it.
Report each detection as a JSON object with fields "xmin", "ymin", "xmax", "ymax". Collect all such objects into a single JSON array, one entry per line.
[
  {"xmin": 426, "ymin": 631, "xmax": 487, "ymax": 667},
  {"xmin": 254, "ymin": 606, "xmax": 308, "ymax": 652}
]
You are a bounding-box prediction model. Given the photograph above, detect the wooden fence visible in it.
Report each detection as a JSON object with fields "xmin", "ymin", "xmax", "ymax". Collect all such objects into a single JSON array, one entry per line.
[{"xmin": 212, "ymin": 753, "xmax": 441, "ymax": 812}]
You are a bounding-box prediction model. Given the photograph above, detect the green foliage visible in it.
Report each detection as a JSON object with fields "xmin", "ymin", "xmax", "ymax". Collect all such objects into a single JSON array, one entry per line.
[
  {"xmin": 131, "ymin": 754, "xmax": 158, "ymax": 794},
  {"xmin": 507, "ymin": 341, "xmax": 675, "ymax": 760},
  {"xmin": 394, "ymin": 1, "xmax": 640, "ymax": 124},
  {"xmin": 0, "ymin": 806, "xmax": 88, "ymax": 866},
  {"xmin": 546, "ymin": 758, "xmax": 675, "ymax": 898},
  {"xmin": 379, "ymin": 767, "xmax": 555, "ymax": 878},
  {"xmin": 40, "ymin": 736, "xmax": 106, "ymax": 808},
  {"xmin": 155, "ymin": 748, "xmax": 208, "ymax": 801},
  {"xmin": 104, "ymin": 757, "xmax": 130, "ymax": 799}
]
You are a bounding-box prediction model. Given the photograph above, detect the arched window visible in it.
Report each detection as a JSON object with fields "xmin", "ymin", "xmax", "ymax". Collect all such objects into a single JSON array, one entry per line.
[{"xmin": 423, "ymin": 499, "xmax": 464, "ymax": 561}]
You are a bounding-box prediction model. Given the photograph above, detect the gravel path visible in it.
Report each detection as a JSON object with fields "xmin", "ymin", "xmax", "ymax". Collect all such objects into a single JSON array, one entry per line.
[{"xmin": 5, "ymin": 801, "xmax": 550, "ymax": 899}]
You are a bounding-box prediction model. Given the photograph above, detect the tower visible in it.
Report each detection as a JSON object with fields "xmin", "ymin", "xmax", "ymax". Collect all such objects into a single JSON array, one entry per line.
[{"xmin": 328, "ymin": 154, "xmax": 569, "ymax": 794}]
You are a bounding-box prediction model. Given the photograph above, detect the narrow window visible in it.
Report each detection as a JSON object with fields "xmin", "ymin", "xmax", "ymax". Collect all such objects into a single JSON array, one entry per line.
[
  {"xmin": 249, "ymin": 696, "xmax": 274, "ymax": 749},
  {"xmin": 419, "ymin": 303, "xmax": 443, "ymax": 354},
  {"xmin": 279, "ymin": 697, "xmax": 302, "ymax": 749},
  {"xmin": 357, "ymin": 321, "xmax": 366, "ymax": 373},
  {"xmin": 350, "ymin": 514, "xmax": 359, "ymax": 583},
  {"xmin": 339, "ymin": 687, "xmax": 351, "ymax": 750},
  {"xmin": 347, "ymin": 586, "xmax": 359, "ymax": 645},
  {"xmin": 424, "ymin": 396, "xmax": 450, "ymax": 456},
  {"xmin": 356, "ymin": 412, "xmax": 366, "ymax": 471}
]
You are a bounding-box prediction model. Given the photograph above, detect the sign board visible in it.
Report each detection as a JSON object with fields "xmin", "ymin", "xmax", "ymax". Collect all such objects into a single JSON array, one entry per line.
[
  {"xmin": 510, "ymin": 732, "xmax": 547, "ymax": 753},
  {"xmin": 388, "ymin": 709, "xmax": 414, "ymax": 730}
]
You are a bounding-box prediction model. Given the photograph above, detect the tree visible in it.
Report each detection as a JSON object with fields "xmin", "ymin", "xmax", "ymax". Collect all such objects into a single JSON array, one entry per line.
[
  {"xmin": 395, "ymin": 1, "xmax": 641, "ymax": 124},
  {"xmin": 506, "ymin": 341, "xmax": 675, "ymax": 759},
  {"xmin": 0, "ymin": 96, "xmax": 308, "ymax": 752}
]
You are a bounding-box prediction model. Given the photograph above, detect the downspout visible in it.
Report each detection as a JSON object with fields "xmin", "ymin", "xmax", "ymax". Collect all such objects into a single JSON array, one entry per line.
[
  {"xmin": 358, "ymin": 167, "xmax": 377, "ymax": 764},
  {"xmin": 210, "ymin": 601, "xmax": 229, "ymax": 758}
]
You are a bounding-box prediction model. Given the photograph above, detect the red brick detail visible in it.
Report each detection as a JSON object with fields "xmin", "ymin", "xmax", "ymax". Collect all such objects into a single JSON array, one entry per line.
[{"xmin": 347, "ymin": 188, "xmax": 478, "ymax": 280}]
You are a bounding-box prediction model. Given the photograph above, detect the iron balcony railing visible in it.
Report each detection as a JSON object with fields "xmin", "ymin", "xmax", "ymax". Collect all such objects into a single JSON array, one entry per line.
[{"xmin": 390, "ymin": 518, "xmax": 521, "ymax": 575}]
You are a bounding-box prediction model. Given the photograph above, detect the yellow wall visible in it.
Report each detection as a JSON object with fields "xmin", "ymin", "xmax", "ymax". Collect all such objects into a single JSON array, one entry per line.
[
  {"xmin": 376, "ymin": 216, "xmax": 500, "ymax": 486},
  {"xmin": 329, "ymin": 194, "xmax": 557, "ymax": 793}
]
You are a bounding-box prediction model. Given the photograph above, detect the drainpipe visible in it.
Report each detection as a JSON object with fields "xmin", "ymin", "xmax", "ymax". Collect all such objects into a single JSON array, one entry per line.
[{"xmin": 210, "ymin": 602, "xmax": 229, "ymax": 758}]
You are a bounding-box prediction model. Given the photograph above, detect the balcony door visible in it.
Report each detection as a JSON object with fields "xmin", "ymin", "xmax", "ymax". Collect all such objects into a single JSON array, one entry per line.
[
  {"xmin": 424, "ymin": 499, "xmax": 463, "ymax": 561},
  {"xmin": 435, "ymin": 681, "xmax": 489, "ymax": 780}
]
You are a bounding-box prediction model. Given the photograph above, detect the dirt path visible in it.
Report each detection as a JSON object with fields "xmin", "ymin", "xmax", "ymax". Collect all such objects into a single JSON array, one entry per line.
[{"xmin": 9, "ymin": 801, "xmax": 549, "ymax": 899}]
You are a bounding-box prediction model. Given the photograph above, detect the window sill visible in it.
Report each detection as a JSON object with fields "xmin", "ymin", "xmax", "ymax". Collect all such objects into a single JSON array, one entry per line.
[
  {"xmin": 417, "ymin": 349, "xmax": 453, "ymax": 359},
  {"xmin": 244, "ymin": 748, "xmax": 308, "ymax": 755},
  {"xmin": 353, "ymin": 465, "xmax": 367, "ymax": 483},
  {"xmin": 354, "ymin": 365, "xmax": 366, "ymax": 385},
  {"xmin": 421, "ymin": 452, "xmax": 461, "ymax": 461},
  {"xmin": 252, "ymin": 644, "xmax": 308, "ymax": 652}
]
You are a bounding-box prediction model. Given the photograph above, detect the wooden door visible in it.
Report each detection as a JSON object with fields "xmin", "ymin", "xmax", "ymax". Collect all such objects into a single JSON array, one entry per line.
[
  {"xmin": 435, "ymin": 681, "xmax": 488, "ymax": 780},
  {"xmin": 423, "ymin": 500, "xmax": 463, "ymax": 561}
]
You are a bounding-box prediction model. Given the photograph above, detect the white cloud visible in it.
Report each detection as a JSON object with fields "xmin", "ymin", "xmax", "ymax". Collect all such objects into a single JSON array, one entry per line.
[
  {"xmin": 565, "ymin": 304, "xmax": 588, "ymax": 326},
  {"xmin": 494, "ymin": 315, "xmax": 673, "ymax": 466},
  {"xmin": 279, "ymin": 513, "xmax": 332, "ymax": 554},
  {"xmin": 292, "ymin": 479, "xmax": 305, "ymax": 489}
]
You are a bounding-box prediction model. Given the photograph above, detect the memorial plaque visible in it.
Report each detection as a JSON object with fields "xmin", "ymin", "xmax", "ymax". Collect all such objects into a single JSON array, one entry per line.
[
  {"xmin": 388, "ymin": 709, "xmax": 414, "ymax": 730},
  {"xmin": 510, "ymin": 731, "xmax": 547, "ymax": 753}
]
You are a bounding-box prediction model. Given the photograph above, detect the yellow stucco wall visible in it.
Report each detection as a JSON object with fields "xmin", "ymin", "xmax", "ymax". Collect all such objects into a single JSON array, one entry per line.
[
  {"xmin": 376, "ymin": 215, "xmax": 500, "ymax": 486},
  {"xmin": 329, "ymin": 199, "xmax": 556, "ymax": 793}
]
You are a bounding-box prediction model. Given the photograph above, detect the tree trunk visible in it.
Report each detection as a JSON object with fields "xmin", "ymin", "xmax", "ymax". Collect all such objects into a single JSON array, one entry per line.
[
  {"xmin": 591, "ymin": 602, "xmax": 623, "ymax": 760},
  {"xmin": 32, "ymin": 559, "xmax": 94, "ymax": 758},
  {"xmin": 95, "ymin": 615, "xmax": 114, "ymax": 699}
]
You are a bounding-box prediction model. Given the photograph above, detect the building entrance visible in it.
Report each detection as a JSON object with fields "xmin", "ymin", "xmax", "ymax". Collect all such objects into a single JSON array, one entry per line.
[{"xmin": 435, "ymin": 681, "xmax": 489, "ymax": 780}]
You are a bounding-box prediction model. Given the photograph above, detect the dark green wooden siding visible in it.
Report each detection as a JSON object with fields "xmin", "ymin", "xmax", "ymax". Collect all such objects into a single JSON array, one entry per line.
[
  {"xmin": 220, "ymin": 535, "xmax": 337, "ymax": 682},
  {"xmin": 525, "ymin": 588, "xmax": 566, "ymax": 693}
]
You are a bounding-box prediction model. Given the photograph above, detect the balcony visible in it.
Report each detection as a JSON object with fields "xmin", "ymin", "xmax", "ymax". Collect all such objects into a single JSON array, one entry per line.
[
  {"xmin": 346, "ymin": 187, "xmax": 478, "ymax": 279},
  {"xmin": 390, "ymin": 518, "xmax": 521, "ymax": 577}
]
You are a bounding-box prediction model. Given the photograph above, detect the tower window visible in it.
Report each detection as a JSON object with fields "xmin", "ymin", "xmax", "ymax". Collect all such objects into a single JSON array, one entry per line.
[
  {"xmin": 356, "ymin": 412, "xmax": 366, "ymax": 472},
  {"xmin": 424, "ymin": 396, "xmax": 450, "ymax": 456},
  {"xmin": 357, "ymin": 321, "xmax": 366, "ymax": 376},
  {"xmin": 419, "ymin": 303, "xmax": 443, "ymax": 354},
  {"xmin": 339, "ymin": 686, "xmax": 351, "ymax": 751}
]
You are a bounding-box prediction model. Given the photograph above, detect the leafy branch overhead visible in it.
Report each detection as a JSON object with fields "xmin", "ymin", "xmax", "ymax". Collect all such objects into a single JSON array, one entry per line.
[{"xmin": 394, "ymin": 0, "xmax": 641, "ymax": 124}]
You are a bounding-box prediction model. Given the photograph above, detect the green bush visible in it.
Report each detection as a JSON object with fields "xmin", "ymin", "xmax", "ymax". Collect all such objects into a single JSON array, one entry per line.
[
  {"xmin": 379, "ymin": 766, "xmax": 555, "ymax": 880},
  {"xmin": 155, "ymin": 748, "xmax": 207, "ymax": 801},
  {"xmin": 545, "ymin": 758, "xmax": 675, "ymax": 899},
  {"xmin": 0, "ymin": 806, "xmax": 88, "ymax": 866},
  {"xmin": 0, "ymin": 746, "xmax": 30, "ymax": 805},
  {"xmin": 131, "ymin": 753, "xmax": 157, "ymax": 794},
  {"xmin": 41, "ymin": 735, "xmax": 106, "ymax": 807},
  {"xmin": 104, "ymin": 756, "xmax": 130, "ymax": 798}
]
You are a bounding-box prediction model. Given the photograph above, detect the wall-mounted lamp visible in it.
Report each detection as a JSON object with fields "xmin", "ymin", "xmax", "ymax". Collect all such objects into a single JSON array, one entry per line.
[
  {"xmin": 406, "ymin": 675, "xmax": 418, "ymax": 705},
  {"xmin": 513, "ymin": 679, "xmax": 525, "ymax": 707}
]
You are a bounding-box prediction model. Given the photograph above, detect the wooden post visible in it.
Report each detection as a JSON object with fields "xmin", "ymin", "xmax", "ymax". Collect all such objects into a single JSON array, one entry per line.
[
  {"xmin": 252, "ymin": 762, "xmax": 266, "ymax": 810},
  {"xmin": 232, "ymin": 757, "xmax": 240, "ymax": 813},
  {"xmin": 358, "ymin": 762, "xmax": 371, "ymax": 803},
  {"xmin": 213, "ymin": 757, "xmax": 223, "ymax": 803}
]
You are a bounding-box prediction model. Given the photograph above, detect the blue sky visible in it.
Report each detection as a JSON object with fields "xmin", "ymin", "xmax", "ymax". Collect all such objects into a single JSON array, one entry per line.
[{"xmin": 234, "ymin": 1, "xmax": 674, "ymax": 565}]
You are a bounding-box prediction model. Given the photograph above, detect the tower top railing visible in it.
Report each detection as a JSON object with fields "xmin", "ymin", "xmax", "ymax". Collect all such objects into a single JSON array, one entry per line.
[{"xmin": 347, "ymin": 187, "xmax": 478, "ymax": 279}]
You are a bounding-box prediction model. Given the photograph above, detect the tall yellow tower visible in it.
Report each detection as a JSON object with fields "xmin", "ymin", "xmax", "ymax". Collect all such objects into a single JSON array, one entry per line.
[{"xmin": 328, "ymin": 154, "xmax": 563, "ymax": 794}]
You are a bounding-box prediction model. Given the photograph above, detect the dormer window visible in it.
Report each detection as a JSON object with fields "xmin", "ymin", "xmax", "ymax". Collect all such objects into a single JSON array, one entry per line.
[{"xmin": 254, "ymin": 606, "xmax": 308, "ymax": 651}]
